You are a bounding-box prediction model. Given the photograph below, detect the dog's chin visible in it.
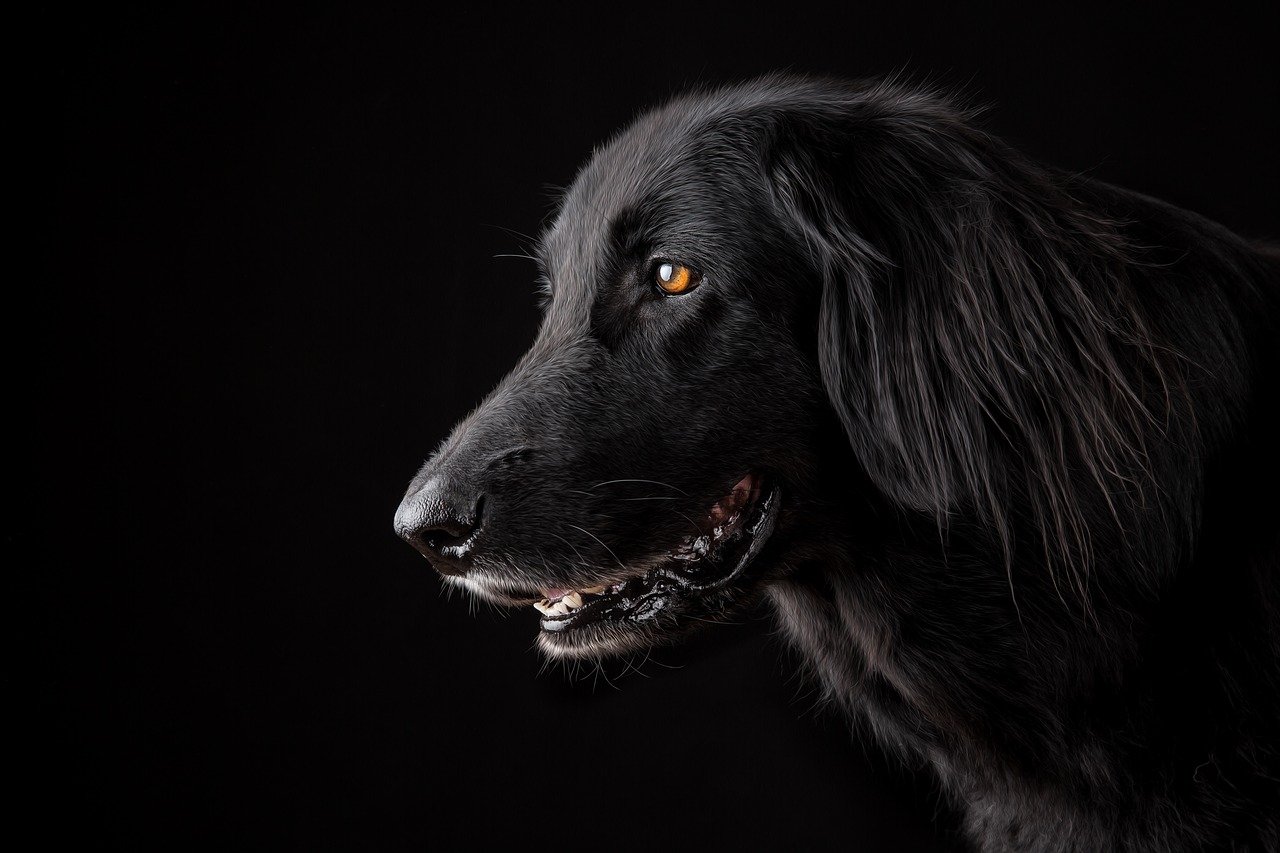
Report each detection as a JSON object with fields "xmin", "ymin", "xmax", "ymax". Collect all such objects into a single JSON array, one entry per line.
[{"xmin": 452, "ymin": 477, "xmax": 782, "ymax": 661}]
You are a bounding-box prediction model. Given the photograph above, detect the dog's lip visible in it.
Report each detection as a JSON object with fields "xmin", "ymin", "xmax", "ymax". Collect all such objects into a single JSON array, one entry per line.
[
  {"xmin": 529, "ymin": 472, "xmax": 763, "ymax": 602},
  {"xmin": 536, "ymin": 475, "xmax": 780, "ymax": 633}
]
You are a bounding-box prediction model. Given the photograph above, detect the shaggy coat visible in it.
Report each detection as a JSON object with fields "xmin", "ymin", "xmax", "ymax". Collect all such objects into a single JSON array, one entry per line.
[{"xmin": 397, "ymin": 77, "xmax": 1280, "ymax": 850}]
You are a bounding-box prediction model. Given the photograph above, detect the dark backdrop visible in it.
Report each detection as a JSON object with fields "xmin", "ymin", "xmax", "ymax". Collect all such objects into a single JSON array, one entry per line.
[{"xmin": 40, "ymin": 4, "xmax": 1278, "ymax": 850}]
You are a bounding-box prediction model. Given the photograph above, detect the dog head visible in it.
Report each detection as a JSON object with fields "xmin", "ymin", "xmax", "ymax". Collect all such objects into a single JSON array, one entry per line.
[{"xmin": 395, "ymin": 76, "xmax": 1170, "ymax": 659}]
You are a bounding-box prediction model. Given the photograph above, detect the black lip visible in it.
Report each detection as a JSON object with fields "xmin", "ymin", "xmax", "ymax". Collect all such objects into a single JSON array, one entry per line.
[{"xmin": 539, "ymin": 485, "xmax": 781, "ymax": 634}]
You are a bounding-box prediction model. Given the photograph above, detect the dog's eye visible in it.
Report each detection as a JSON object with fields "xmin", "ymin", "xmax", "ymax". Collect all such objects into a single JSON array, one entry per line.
[{"xmin": 653, "ymin": 261, "xmax": 701, "ymax": 296}]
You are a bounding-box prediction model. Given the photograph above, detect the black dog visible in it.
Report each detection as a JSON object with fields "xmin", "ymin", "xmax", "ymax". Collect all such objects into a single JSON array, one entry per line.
[{"xmin": 395, "ymin": 76, "xmax": 1280, "ymax": 850}]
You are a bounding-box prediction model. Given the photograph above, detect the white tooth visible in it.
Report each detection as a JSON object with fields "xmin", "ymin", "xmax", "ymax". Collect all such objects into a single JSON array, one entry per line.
[
  {"xmin": 564, "ymin": 592, "xmax": 584, "ymax": 609},
  {"xmin": 533, "ymin": 600, "xmax": 554, "ymax": 615},
  {"xmin": 582, "ymin": 585, "xmax": 607, "ymax": 595},
  {"xmin": 548, "ymin": 601, "xmax": 571, "ymax": 616}
]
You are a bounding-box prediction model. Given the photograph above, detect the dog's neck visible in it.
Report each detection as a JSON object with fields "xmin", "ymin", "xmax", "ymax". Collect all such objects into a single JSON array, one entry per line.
[{"xmin": 767, "ymin": 492, "xmax": 1279, "ymax": 846}]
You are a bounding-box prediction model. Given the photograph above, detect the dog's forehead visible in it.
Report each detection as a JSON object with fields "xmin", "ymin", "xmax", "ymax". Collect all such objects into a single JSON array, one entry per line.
[
  {"xmin": 537, "ymin": 78, "xmax": 840, "ymax": 318},
  {"xmin": 542, "ymin": 108, "xmax": 700, "ymax": 296}
]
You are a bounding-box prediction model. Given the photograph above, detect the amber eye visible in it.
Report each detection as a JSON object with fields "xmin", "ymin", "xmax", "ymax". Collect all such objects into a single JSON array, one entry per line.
[{"xmin": 653, "ymin": 261, "xmax": 701, "ymax": 295}]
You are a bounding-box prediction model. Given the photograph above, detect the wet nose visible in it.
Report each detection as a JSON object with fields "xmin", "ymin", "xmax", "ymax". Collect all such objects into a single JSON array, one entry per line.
[{"xmin": 394, "ymin": 475, "xmax": 485, "ymax": 575}]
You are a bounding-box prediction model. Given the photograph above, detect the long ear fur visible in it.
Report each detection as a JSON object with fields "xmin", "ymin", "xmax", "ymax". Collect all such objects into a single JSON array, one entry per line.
[{"xmin": 767, "ymin": 82, "xmax": 1193, "ymax": 605}]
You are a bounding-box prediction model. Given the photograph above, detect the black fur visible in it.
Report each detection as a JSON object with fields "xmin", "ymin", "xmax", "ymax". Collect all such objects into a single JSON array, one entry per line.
[{"xmin": 397, "ymin": 76, "xmax": 1280, "ymax": 850}]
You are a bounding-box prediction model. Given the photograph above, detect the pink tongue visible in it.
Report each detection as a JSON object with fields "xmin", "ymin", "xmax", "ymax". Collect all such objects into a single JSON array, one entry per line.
[
  {"xmin": 731, "ymin": 472, "xmax": 757, "ymax": 498},
  {"xmin": 541, "ymin": 588, "xmax": 572, "ymax": 601},
  {"xmin": 709, "ymin": 473, "xmax": 757, "ymax": 524}
]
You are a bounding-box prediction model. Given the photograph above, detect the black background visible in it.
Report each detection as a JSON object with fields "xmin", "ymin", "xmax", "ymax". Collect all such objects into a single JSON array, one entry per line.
[{"xmin": 40, "ymin": 4, "xmax": 1278, "ymax": 850}]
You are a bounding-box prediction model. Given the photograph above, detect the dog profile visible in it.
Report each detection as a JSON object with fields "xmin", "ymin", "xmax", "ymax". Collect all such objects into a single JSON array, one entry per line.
[{"xmin": 395, "ymin": 76, "xmax": 1280, "ymax": 850}]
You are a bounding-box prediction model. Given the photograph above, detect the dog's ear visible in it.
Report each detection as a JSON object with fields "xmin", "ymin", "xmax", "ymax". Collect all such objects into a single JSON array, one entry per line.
[{"xmin": 765, "ymin": 88, "xmax": 1182, "ymax": 592}]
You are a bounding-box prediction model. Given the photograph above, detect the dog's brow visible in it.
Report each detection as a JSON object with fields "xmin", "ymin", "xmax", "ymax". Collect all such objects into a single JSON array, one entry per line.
[
  {"xmin": 535, "ymin": 205, "xmax": 653, "ymax": 303},
  {"xmin": 608, "ymin": 208, "xmax": 648, "ymax": 256}
]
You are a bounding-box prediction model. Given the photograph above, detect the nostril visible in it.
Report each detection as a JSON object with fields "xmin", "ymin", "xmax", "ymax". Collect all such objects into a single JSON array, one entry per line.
[
  {"xmin": 422, "ymin": 517, "xmax": 475, "ymax": 543},
  {"xmin": 395, "ymin": 486, "xmax": 486, "ymax": 575},
  {"xmin": 418, "ymin": 495, "xmax": 484, "ymax": 552}
]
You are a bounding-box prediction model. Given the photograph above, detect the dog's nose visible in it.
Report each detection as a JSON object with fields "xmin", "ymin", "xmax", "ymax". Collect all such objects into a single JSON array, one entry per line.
[{"xmin": 394, "ymin": 475, "xmax": 484, "ymax": 575}]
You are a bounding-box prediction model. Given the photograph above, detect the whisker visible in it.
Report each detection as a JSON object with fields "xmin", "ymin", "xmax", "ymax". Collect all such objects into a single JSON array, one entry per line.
[
  {"xmin": 589, "ymin": 479, "xmax": 688, "ymax": 495},
  {"xmin": 670, "ymin": 508, "xmax": 703, "ymax": 537},
  {"xmin": 482, "ymin": 222, "xmax": 541, "ymax": 246},
  {"xmin": 547, "ymin": 531, "xmax": 591, "ymax": 574},
  {"xmin": 566, "ymin": 523, "xmax": 627, "ymax": 570}
]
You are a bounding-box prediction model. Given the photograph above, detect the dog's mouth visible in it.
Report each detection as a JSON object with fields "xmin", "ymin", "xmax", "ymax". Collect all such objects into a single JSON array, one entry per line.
[{"xmin": 531, "ymin": 473, "xmax": 781, "ymax": 656}]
